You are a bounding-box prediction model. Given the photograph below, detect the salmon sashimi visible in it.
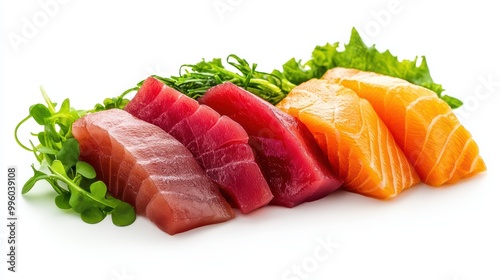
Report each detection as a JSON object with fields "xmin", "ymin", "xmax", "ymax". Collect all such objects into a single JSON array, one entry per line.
[
  {"xmin": 323, "ymin": 68, "xmax": 487, "ymax": 186},
  {"xmin": 199, "ymin": 82, "xmax": 343, "ymax": 207},
  {"xmin": 72, "ymin": 109, "xmax": 234, "ymax": 235},
  {"xmin": 277, "ymin": 79, "xmax": 420, "ymax": 199},
  {"xmin": 125, "ymin": 77, "xmax": 273, "ymax": 214}
]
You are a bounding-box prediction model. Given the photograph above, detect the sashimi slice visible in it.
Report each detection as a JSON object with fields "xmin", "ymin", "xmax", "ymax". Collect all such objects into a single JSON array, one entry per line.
[
  {"xmin": 323, "ymin": 68, "xmax": 486, "ymax": 186},
  {"xmin": 199, "ymin": 82, "xmax": 343, "ymax": 207},
  {"xmin": 72, "ymin": 109, "xmax": 234, "ymax": 235},
  {"xmin": 277, "ymin": 79, "xmax": 420, "ymax": 198},
  {"xmin": 137, "ymin": 86, "xmax": 180, "ymax": 123},
  {"xmin": 125, "ymin": 77, "xmax": 272, "ymax": 213},
  {"xmin": 194, "ymin": 116, "xmax": 249, "ymax": 153},
  {"xmin": 154, "ymin": 93, "xmax": 199, "ymax": 132},
  {"xmin": 124, "ymin": 77, "xmax": 164, "ymax": 117}
]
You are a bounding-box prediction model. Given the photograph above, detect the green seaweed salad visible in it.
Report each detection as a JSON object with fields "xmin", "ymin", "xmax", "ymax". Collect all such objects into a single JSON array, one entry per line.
[{"xmin": 15, "ymin": 28, "xmax": 462, "ymax": 226}]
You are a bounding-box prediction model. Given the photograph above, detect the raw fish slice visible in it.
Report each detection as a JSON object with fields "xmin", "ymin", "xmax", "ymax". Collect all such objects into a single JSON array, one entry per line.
[
  {"xmin": 199, "ymin": 82, "xmax": 343, "ymax": 207},
  {"xmin": 125, "ymin": 77, "xmax": 273, "ymax": 213},
  {"xmin": 185, "ymin": 116, "xmax": 270, "ymax": 212},
  {"xmin": 180, "ymin": 107, "xmax": 229, "ymax": 156},
  {"xmin": 277, "ymin": 79, "xmax": 420, "ymax": 198},
  {"xmin": 86, "ymin": 123, "xmax": 124, "ymax": 197},
  {"xmin": 124, "ymin": 77, "xmax": 164, "ymax": 116},
  {"xmin": 116, "ymin": 150, "xmax": 136, "ymax": 205},
  {"xmin": 137, "ymin": 86, "xmax": 180, "ymax": 123},
  {"xmin": 197, "ymin": 143, "xmax": 255, "ymax": 168},
  {"xmin": 104, "ymin": 138, "xmax": 124, "ymax": 197},
  {"xmin": 323, "ymin": 68, "xmax": 486, "ymax": 186},
  {"xmin": 197, "ymin": 143, "xmax": 270, "ymax": 209},
  {"xmin": 195, "ymin": 116, "xmax": 249, "ymax": 153},
  {"xmin": 146, "ymin": 177, "xmax": 234, "ymax": 233},
  {"xmin": 86, "ymin": 124, "xmax": 112, "ymax": 184},
  {"xmin": 154, "ymin": 94, "xmax": 199, "ymax": 133},
  {"xmin": 184, "ymin": 105, "xmax": 220, "ymax": 137},
  {"xmin": 73, "ymin": 109, "xmax": 234, "ymax": 235},
  {"xmin": 133, "ymin": 152, "xmax": 208, "ymax": 215}
]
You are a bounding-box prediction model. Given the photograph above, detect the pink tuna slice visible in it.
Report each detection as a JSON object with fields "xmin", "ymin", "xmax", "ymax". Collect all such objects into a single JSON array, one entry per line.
[
  {"xmin": 199, "ymin": 82, "xmax": 344, "ymax": 207},
  {"xmin": 124, "ymin": 77, "xmax": 273, "ymax": 214},
  {"xmin": 72, "ymin": 109, "xmax": 234, "ymax": 235}
]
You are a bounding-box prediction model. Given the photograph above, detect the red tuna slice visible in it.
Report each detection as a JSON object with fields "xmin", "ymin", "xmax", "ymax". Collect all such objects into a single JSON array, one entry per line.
[
  {"xmin": 199, "ymin": 82, "xmax": 344, "ymax": 207},
  {"xmin": 124, "ymin": 77, "xmax": 164, "ymax": 117},
  {"xmin": 194, "ymin": 116, "xmax": 249, "ymax": 152},
  {"xmin": 137, "ymin": 86, "xmax": 181, "ymax": 124},
  {"xmin": 167, "ymin": 106, "xmax": 220, "ymax": 156},
  {"xmin": 125, "ymin": 77, "xmax": 273, "ymax": 214},
  {"xmin": 72, "ymin": 109, "xmax": 234, "ymax": 235},
  {"xmin": 153, "ymin": 93, "xmax": 199, "ymax": 133}
]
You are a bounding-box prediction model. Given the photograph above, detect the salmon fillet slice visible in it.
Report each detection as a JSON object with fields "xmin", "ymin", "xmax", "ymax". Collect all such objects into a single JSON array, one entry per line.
[
  {"xmin": 277, "ymin": 79, "xmax": 420, "ymax": 199},
  {"xmin": 323, "ymin": 68, "xmax": 486, "ymax": 186}
]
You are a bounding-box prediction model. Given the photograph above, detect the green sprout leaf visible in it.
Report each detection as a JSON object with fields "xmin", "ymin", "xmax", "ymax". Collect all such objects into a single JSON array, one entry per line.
[
  {"xmin": 29, "ymin": 104, "xmax": 51, "ymax": 125},
  {"xmin": 36, "ymin": 146, "xmax": 58, "ymax": 155},
  {"xmin": 90, "ymin": 181, "xmax": 107, "ymax": 199},
  {"xmin": 111, "ymin": 202, "xmax": 136, "ymax": 226},
  {"xmin": 56, "ymin": 138, "xmax": 80, "ymax": 169},
  {"xmin": 55, "ymin": 192, "xmax": 71, "ymax": 209},
  {"xmin": 76, "ymin": 161, "xmax": 96, "ymax": 179},
  {"xmin": 15, "ymin": 88, "xmax": 136, "ymax": 228},
  {"xmin": 58, "ymin": 98, "xmax": 70, "ymax": 114},
  {"xmin": 45, "ymin": 123, "xmax": 61, "ymax": 142},
  {"xmin": 22, "ymin": 165, "xmax": 51, "ymax": 194},
  {"xmin": 50, "ymin": 160, "xmax": 68, "ymax": 179},
  {"xmin": 81, "ymin": 207, "xmax": 106, "ymax": 224}
]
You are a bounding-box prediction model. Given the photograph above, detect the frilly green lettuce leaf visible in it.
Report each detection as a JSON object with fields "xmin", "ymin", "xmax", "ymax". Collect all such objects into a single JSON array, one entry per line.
[{"xmin": 280, "ymin": 28, "xmax": 462, "ymax": 109}]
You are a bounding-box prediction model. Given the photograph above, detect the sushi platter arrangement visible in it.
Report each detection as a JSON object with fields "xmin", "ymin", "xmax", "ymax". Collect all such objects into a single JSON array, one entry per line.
[{"xmin": 15, "ymin": 29, "xmax": 486, "ymax": 235}]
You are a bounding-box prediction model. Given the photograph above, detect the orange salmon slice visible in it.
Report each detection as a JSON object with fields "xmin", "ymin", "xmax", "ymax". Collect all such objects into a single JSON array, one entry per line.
[
  {"xmin": 277, "ymin": 79, "xmax": 420, "ymax": 199},
  {"xmin": 323, "ymin": 68, "xmax": 487, "ymax": 186}
]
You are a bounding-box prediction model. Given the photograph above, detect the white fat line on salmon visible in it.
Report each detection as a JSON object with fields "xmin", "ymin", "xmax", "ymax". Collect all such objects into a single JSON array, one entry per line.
[
  {"xmin": 7, "ymin": 0, "xmax": 71, "ymax": 54},
  {"xmin": 424, "ymin": 123, "xmax": 461, "ymax": 183},
  {"xmin": 448, "ymin": 138, "xmax": 473, "ymax": 180},
  {"xmin": 281, "ymin": 236, "xmax": 340, "ymax": 280},
  {"xmin": 412, "ymin": 112, "xmax": 452, "ymax": 168}
]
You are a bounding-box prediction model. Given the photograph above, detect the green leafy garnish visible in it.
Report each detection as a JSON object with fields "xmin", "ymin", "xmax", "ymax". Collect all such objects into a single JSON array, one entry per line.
[
  {"xmin": 151, "ymin": 54, "xmax": 290, "ymax": 105},
  {"xmin": 279, "ymin": 28, "xmax": 463, "ymax": 108},
  {"xmin": 146, "ymin": 28, "xmax": 461, "ymax": 108},
  {"xmin": 92, "ymin": 88, "xmax": 133, "ymax": 112},
  {"xmin": 15, "ymin": 87, "xmax": 135, "ymax": 226}
]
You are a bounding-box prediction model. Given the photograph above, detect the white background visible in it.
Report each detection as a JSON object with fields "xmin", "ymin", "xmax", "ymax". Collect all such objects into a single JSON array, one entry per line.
[{"xmin": 1, "ymin": 1, "xmax": 499, "ymax": 280}]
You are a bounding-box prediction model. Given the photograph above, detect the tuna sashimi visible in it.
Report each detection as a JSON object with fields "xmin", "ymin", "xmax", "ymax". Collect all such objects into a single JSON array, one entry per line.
[
  {"xmin": 125, "ymin": 77, "xmax": 272, "ymax": 214},
  {"xmin": 72, "ymin": 109, "xmax": 234, "ymax": 235},
  {"xmin": 277, "ymin": 79, "xmax": 420, "ymax": 199},
  {"xmin": 323, "ymin": 68, "xmax": 487, "ymax": 186},
  {"xmin": 199, "ymin": 82, "xmax": 343, "ymax": 207}
]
